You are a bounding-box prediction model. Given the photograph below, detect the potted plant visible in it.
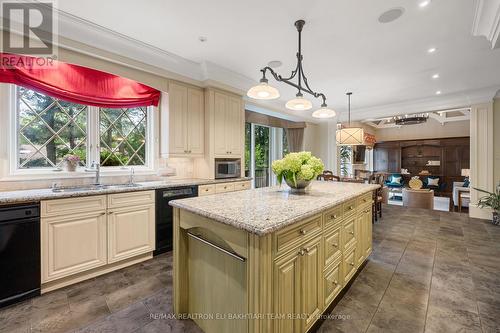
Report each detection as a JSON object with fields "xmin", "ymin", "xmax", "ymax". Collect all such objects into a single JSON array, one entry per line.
[
  {"xmin": 272, "ymin": 151, "xmax": 324, "ymax": 193},
  {"xmin": 474, "ymin": 187, "xmax": 500, "ymax": 225},
  {"xmin": 63, "ymin": 154, "xmax": 81, "ymax": 172}
]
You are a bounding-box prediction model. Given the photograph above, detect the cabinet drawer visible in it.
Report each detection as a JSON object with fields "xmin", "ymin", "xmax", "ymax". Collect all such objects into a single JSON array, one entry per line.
[
  {"xmin": 108, "ymin": 190, "xmax": 155, "ymax": 209},
  {"xmin": 343, "ymin": 216, "xmax": 356, "ymax": 251},
  {"xmin": 199, "ymin": 184, "xmax": 216, "ymax": 196},
  {"xmin": 274, "ymin": 214, "xmax": 322, "ymax": 257},
  {"xmin": 42, "ymin": 195, "xmax": 106, "ymax": 217},
  {"xmin": 343, "ymin": 198, "xmax": 357, "ymax": 217},
  {"xmin": 343, "ymin": 246, "xmax": 357, "ymax": 283},
  {"xmin": 215, "ymin": 183, "xmax": 235, "ymax": 193},
  {"xmin": 234, "ymin": 181, "xmax": 251, "ymax": 191},
  {"xmin": 323, "ymin": 205, "xmax": 343, "ymax": 229},
  {"xmin": 324, "ymin": 225, "xmax": 342, "ymax": 267},
  {"xmin": 357, "ymin": 192, "xmax": 373, "ymax": 209},
  {"xmin": 324, "ymin": 258, "xmax": 342, "ymax": 307}
]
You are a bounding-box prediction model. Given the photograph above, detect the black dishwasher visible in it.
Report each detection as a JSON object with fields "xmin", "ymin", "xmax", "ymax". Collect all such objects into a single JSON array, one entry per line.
[
  {"xmin": 0, "ymin": 204, "xmax": 40, "ymax": 308},
  {"xmin": 155, "ymin": 186, "xmax": 198, "ymax": 255}
]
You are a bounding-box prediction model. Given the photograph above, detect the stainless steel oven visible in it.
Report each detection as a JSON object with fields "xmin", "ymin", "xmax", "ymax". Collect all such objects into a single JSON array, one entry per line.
[{"xmin": 215, "ymin": 159, "xmax": 241, "ymax": 179}]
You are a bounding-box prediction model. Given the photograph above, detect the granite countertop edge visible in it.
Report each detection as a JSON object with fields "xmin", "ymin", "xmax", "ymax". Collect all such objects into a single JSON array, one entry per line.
[
  {"xmin": 170, "ymin": 184, "xmax": 379, "ymax": 236},
  {"xmin": 0, "ymin": 177, "xmax": 252, "ymax": 205}
]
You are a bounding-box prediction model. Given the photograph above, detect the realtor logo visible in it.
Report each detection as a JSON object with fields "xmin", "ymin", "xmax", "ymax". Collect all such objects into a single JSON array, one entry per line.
[{"xmin": 1, "ymin": 1, "xmax": 57, "ymax": 56}]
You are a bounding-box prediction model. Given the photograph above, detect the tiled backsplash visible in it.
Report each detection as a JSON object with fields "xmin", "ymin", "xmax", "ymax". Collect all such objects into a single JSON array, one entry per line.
[{"xmin": 0, "ymin": 157, "xmax": 199, "ymax": 191}]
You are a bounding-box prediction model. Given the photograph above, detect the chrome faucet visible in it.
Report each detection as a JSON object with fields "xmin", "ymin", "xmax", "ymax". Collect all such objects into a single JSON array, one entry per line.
[
  {"xmin": 86, "ymin": 161, "xmax": 101, "ymax": 185},
  {"xmin": 129, "ymin": 168, "xmax": 135, "ymax": 185}
]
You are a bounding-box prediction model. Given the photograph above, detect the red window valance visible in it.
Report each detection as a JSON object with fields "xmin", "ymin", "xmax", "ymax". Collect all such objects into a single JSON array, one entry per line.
[{"xmin": 0, "ymin": 53, "xmax": 160, "ymax": 108}]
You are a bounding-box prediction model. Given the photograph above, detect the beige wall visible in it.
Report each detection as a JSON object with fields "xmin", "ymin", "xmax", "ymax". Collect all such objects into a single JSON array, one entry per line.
[
  {"xmin": 374, "ymin": 119, "xmax": 470, "ymax": 142},
  {"xmin": 303, "ymin": 123, "xmax": 321, "ymax": 157},
  {"xmin": 494, "ymin": 98, "xmax": 500, "ymax": 187}
]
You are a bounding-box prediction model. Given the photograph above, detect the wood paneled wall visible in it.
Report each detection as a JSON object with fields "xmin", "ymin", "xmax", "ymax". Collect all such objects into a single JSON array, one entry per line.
[{"xmin": 374, "ymin": 137, "xmax": 470, "ymax": 193}]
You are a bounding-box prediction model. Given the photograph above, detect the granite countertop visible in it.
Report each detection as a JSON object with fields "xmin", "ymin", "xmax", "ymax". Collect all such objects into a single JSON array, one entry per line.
[
  {"xmin": 0, "ymin": 178, "xmax": 251, "ymax": 205},
  {"xmin": 170, "ymin": 181, "xmax": 379, "ymax": 235}
]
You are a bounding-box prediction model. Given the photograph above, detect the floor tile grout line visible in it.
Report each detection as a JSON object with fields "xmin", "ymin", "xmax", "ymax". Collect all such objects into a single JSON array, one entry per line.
[
  {"xmin": 422, "ymin": 235, "xmax": 438, "ymax": 333},
  {"xmin": 363, "ymin": 217, "xmax": 412, "ymax": 333}
]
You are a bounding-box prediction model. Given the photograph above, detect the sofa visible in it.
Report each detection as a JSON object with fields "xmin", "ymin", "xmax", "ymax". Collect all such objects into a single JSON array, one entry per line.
[{"xmin": 452, "ymin": 181, "xmax": 470, "ymax": 208}]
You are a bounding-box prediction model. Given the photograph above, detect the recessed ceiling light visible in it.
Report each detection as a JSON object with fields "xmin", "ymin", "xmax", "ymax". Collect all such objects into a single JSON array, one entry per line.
[
  {"xmin": 419, "ymin": 0, "xmax": 431, "ymax": 8},
  {"xmin": 427, "ymin": 47, "xmax": 437, "ymax": 53},
  {"xmin": 267, "ymin": 60, "xmax": 282, "ymax": 68},
  {"xmin": 432, "ymin": 73, "xmax": 440, "ymax": 79},
  {"xmin": 198, "ymin": 36, "xmax": 208, "ymax": 42},
  {"xmin": 436, "ymin": 90, "xmax": 442, "ymax": 95},
  {"xmin": 378, "ymin": 8, "xmax": 405, "ymax": 24}
]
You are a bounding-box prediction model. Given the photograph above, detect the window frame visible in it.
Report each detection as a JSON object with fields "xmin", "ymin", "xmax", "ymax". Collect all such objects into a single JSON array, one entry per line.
[{"xmin": 8, "ymin": 85, "xmax": 156, "ymax": 177}]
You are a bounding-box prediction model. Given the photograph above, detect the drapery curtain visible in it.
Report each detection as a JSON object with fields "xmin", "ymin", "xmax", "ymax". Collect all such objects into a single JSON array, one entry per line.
[
  {"xmin": 0, "ymin": 53, "xmax": 160, "ymax": 108},
  {"xmin": 286, "ymin": 128, "xmax": 305, "ymax": 152}
]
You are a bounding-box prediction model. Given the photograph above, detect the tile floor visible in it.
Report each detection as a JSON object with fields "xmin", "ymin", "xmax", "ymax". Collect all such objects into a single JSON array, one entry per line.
[{"xmin": 1, "ymin": 205, "xmax": 499, "ymax": 333}]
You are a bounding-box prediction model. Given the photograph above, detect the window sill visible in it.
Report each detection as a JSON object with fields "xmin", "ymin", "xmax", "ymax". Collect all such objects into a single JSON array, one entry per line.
[{"xmin": 0, "ymin": 168, "xmax": 158, "ymax": 182}]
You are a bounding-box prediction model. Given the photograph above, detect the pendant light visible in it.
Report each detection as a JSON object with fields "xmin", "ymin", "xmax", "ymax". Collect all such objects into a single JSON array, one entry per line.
[
  {"xmin": 247, "ymin": 20, "xmax": 335, "ymax": 118},
  {"xmin": 336, "ymin": 92, "xmax": 364, "ymax": 145}
]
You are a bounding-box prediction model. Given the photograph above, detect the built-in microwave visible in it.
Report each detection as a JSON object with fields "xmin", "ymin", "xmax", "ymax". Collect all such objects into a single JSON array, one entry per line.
[{"xmin": 215, "ymin": 159, "xmax": 241, "ymax": 179}]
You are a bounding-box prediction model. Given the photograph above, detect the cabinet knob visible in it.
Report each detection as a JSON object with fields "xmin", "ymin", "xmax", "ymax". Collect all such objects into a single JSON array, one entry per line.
[
  {"xmin": 298, "ymin": 249, "xmax": 305, "ymax": 256},
  {"xmin": 205, "ymin": 188, "xmax": 209, "ymax": 192},
  {"xmin": 331, "ymin": 214, "xmax": 338, "ymax": 219},
  {"xmin": 304, "ymin": 247, "xmax": 310, "ymax": 253},
  {"xmin": 349, "ymin": 231, "xmax": 354, "ymax": 235},
  {"xmin": 349, "ymin": 205, "xmax": 354, "ymax": 210},
  {"xmin": 299, "ymin": 229, "xmax": 307, "ymax": 235},
  {"xmin": 332, "ymin": 243, "xmax": 338, "ymax": 248},
  {"xmin": 350, "ymin": 262, "xmax": 355, "ymax": 266},
  {"xmin": 333, "ymin": 280, "xmax": 338, "ymax": 285}
]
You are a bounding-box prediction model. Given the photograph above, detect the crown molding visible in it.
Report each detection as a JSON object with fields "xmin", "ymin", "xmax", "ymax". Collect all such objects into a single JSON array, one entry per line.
[
  {"xmin": 472, "ymin": 0, "xmax": 500, "ymax": 49},
  {"xmin": 346, "ymin": 86, "xmax": 499, "ymax": 122}
]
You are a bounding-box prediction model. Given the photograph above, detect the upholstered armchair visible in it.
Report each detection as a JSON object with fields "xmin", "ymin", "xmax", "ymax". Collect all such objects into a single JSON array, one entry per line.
[
  {"xmin": 452, "ymin": 181, "xmax": 470, "ymax": 208},
  {"xmin": 384, "ymin": 173, "xmax": 404, "ymax": 188}
]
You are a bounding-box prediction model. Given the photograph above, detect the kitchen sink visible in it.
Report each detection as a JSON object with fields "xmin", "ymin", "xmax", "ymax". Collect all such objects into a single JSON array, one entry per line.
[{"xmin": 51, "ymin": 183, "xmax": 142, "ymax": 193}]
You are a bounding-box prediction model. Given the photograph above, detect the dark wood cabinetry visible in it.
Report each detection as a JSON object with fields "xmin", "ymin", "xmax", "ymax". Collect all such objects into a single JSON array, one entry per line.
[{"xmin": 374, "ymin": 137, "xmax": 470, "ymax": 193}]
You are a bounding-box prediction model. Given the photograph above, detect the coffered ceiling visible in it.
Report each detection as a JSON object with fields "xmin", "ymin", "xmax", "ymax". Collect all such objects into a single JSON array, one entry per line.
[{"xmin": 53, "ymin": 0, "xmax": 500, "ymax": 121}]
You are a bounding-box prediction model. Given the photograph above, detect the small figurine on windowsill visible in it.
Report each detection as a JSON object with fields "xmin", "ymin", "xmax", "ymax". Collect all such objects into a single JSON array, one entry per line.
[{"xmin": 63, "ymin": 154, "xmax": 81, "ymax": 172}]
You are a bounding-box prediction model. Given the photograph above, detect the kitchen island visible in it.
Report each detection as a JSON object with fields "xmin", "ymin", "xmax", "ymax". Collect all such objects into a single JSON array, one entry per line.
[{"xmin": 170, "ymin": 181, "xmax": 379, "ymax": 333}]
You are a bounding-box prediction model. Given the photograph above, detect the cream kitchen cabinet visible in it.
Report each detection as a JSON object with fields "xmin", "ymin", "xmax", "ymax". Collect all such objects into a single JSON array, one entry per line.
[
  {"xmin": 41, "ymin": 190, "xmax": 155, "ymax": 289},
  {"xmin": 211, "ymin": 90, "xmax": 243, "ymax": 157},
  {"xmin": 198, "ymin": 181, "xmax": 251, "ymax": 196},
  {"xmin": 166, "ymin": 81, "xmax": 204, "ymax": 157},
  {"xmin": 41, "ymin": 210, "xmax": 107, "ymax": 283}
]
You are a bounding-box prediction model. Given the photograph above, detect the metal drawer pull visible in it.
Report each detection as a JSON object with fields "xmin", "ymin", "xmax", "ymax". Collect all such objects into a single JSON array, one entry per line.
[
  {"xmin": 349, "ymin": 231, "xmax": 354, "ymax": 235},
  {"xmin": 349, "ymin": 206, "xmax": 354, "ymax": 210},
  {"xmin": 333, "ymin": 280, "xmax": 338, "ymax": 285},
  {"xmin": 299, "ymin": 229, "xmax": 307, "ymax": 235},
  {"xmin": 332, "ymin": 243, "xmax": 338, "ymax": 247},
  {"xmin": 350, "ymin": 262, "xmax": 355, "ymax": 266},
  {"xmin": 187, "ymin": 232, "xmax": 246, "ymax": 262},
  {"xmin": 331, "ymin": 214, "xmax": 338, "ymax": 219},
  {"xmin": 304, "ymin": 247, "xmax": 310, "ymax": 253}
]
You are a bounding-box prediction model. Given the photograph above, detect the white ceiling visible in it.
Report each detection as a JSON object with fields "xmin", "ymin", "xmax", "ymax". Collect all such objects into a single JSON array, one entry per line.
[{"xmin": 55, "ymin": 0, "xmax": 500, "ymax": 121}]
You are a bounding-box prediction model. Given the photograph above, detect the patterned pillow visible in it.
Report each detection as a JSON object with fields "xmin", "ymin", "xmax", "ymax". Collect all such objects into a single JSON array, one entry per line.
[
  {"xmin": 391, "ymin": 176, "xmax": 402, "ymax": 185},
  {"xmin": 427, "ymin": 178, "xmax": 439, "ymax": 186},
  {"xmin": 463, "ymin": 178, "xmax": 470, "ymax": 187}
]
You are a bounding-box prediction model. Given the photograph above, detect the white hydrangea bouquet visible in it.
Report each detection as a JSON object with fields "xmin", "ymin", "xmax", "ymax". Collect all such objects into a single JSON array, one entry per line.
[{"xmin": 272, "ymin": 151, "xmax": 324, "ymax": 191}]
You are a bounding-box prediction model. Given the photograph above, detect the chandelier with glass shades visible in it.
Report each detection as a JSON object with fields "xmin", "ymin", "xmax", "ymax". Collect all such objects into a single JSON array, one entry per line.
[{"xmin": 246, "ymin": 20, "xmax": 336, "ymax": 119}]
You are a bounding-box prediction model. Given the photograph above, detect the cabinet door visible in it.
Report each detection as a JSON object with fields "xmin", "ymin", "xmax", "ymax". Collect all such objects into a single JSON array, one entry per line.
[
  {"xmin": 323, "ymin": 259, "xmax": 342, "ymax": 308},
  {"xmin": 363, "ymin": 209, "xmax": 373, "ymax": 258},
  {"xmin": 42, "ymin": 211, "xmax": 107, "ymax": 282},
  {"xmin": 169, "ymin": 83, "xmax": 188, "ymax": 154},
  {"xmin": 355, "ymin": 214, "xmax": 365, "ymax": 267},
  {"xmin": 301, "ymin": 237, "xmax": 323, "ymax": 332},
  {"xmin": 187, "ymin": 87, "xmax": 204, "ymax": 155},
  {"xmin": 226, "ymin": 95, "xmax": 242, "ymax": 156},
  {"xmin": 273, "ymin": 250, "xmax": 301, "ymax": 333},
  {"xmin": 213, "ymin": 92, "xmax": 228, "ymax": 155},
  {"xmin": 108, "ymin": 204, "xmax": 155, "ymax": 263}
]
